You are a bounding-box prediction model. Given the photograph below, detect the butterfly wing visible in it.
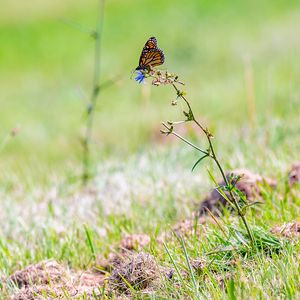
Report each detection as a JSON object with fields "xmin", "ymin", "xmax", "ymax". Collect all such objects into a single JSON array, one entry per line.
[
  {"xmin": 139, "ymin": 49, "xmax": 165, "ymax": 69},
  {"xmin": 136, "ymin": 37, "xmax": 165, "ymax": 70},
  {"xmin": 143, "ymin": 36, "xmax": 157, "ymax": 49}
]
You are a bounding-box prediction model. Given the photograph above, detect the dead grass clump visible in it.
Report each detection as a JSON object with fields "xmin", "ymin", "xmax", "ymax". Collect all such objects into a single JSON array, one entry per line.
[
  {"xmin": 9, "ymin": 260, "xmax": 105, "ymax": 299},
  {"xmin": 11, "ymin": 283, "xmax": 103, "ymax": 300},
  {"xmin": 199, "ymin": 169, "xmax": 277, "ymax": 215},
  {"xmin": 11, "ymin": 284, "xmax": 77, "ymax": 300},
  {"xmin": 97, "ymin": 252, "xmax": 129, "ymax": 272},
  {"xmin": 271, "ymin": 221, "xmax": 300, "ymax": 238},
  {"xmin": 97, "ymin": 234, "xmax": 151, "ymax": 272},
  {"xmin": 288, "ymin": 162, "xmax": 300, "ymax": 186},
  {"xmin": 108, "ymin": 252, "xmax": 161, "ymax": 294},
  {"xmin": 9, "ymin": 260, "xmax": 66, "ymax": 288}
]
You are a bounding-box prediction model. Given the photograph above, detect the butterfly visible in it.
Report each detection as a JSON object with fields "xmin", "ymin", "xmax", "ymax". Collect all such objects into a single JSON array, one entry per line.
[{"xmin": 136, "ymin": 37, "xmax": 165, "ymax": 71}]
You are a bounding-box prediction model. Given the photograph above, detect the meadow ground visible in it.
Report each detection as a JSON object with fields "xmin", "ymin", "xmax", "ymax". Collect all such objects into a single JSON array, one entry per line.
[{"xmin": 1, "ymin": 0, "xmax": 300, "ymax": 299}]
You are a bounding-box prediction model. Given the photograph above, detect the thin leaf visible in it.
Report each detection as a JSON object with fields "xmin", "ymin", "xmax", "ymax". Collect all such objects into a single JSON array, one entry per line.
[
  {"xmin": 177, "ymin": 234, "xmax": 201, "ymax": 299},
  {"xmin": 192, "ymin": 154, "xmax": 208, "ymax": 172},
  {"xmin": 84, "ymin": 224, "xmax": 96, "ymax": 260},
  {"xmin": 163, "ymin": 242, "xmax": 185, "ymax": 284}
]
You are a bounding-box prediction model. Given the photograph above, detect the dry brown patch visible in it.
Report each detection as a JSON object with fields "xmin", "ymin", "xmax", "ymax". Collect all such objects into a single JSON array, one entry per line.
[
  {"xmin": 172, "ymin": 216, "xmax": 208, "ymax": 237},
  {"xmin": 120, "ymin": 234, "xmax": 151, "ymax": 251},
  {"xmin": 288, "ymin": 162, "xmax": 300, "ymax": 186},
  {"xmin": 9, "ymin": 260, "xmax": 67, "ymax": 288},
  {"xmin": 12, "ymin": 285, "xmax": 77, "ymax": 300},
  {"xmin": 157, "ymin": 215, "xmax": 209, "ymax": 243},
  {"xmin": 199, "ymin": 169, "xmax": 277, "ymax": 215},
  {"xmin": 75, "ymin": 270, "xmax": 106, "ymax": 287},
  {"xmin": 97, "ymin": 234, "xmax": 151, "ymax": 273},
  {"xmin": 97, "ymin": 251, "xmax": 129, "ymax": 272},
  {"xmin": 8, "ymin": 260, "xmax": 105, "ymax": 299},
  {"xmin": 271, "ymin": 221, "xmax": 300, "ymax": 238},
  {"xmin": 108, "ymin": 252, "xmax": 161, "ymax": 295}
]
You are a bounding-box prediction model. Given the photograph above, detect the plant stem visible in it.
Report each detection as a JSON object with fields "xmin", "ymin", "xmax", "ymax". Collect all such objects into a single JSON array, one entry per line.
[
  {"xmin": 82, "ymin": 0, "xmax": 105, "ymax": 184},
  {"xmin": 170, "ymin": 83, "xmax": 255, "ymax": 245},
  {"xmin": 161, "ymin": 123, "xmax": 209, "ymax": 155}
]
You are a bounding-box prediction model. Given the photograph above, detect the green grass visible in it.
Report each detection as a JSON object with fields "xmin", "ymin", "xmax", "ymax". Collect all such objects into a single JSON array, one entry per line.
[{"xmin": 1, "ymin": 0, "xmax": 300, "ymax": 298}]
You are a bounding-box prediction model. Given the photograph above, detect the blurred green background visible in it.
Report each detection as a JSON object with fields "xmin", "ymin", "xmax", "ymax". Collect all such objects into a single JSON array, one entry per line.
[{"xmin": 1, "ymin": 0, "xmax": 300, "ymax": 182}]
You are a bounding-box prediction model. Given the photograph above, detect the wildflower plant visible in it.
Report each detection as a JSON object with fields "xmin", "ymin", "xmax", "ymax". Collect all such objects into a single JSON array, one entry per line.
[{"xmin": 134, "ymin": 67, "xmax": 255, "ymax": 245}]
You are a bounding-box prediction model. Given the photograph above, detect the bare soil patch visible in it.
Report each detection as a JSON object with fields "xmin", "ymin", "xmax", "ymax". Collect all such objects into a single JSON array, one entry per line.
[
  {"xmin": 288, "ymin": 162, "xmax": 300, "ymax": 186},
  {"xmin": 271, "ymin": 221, "xmax": 300, "ymax": 238}
]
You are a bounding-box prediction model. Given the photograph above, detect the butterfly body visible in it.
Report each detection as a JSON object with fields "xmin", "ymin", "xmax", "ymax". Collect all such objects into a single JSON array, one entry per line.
[{"xmin": 136, "ymin": 37, "xmax": 165, "ymax": 71}]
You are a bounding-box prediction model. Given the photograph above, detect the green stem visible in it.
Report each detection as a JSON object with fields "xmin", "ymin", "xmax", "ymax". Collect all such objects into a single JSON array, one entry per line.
[
  {"xmin": 207, "ymin": 136, "xmax": 255, "ymax": 245},
  {"xmin": 170, "ymin": 83, "xmax": 255, "ymax": 246},
  {"xmin": 82, "ymin": 0, "xmax": 105, "ymax": 184},
  {"xmin": 161, "ymin": 123, "xmax": 209, "ymax": 155}
]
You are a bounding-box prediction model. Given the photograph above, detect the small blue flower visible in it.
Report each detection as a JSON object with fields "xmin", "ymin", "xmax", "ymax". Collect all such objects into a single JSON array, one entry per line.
[{"xmin": 135, "ymin": 70, "xmax": 145, "ymax": 84}]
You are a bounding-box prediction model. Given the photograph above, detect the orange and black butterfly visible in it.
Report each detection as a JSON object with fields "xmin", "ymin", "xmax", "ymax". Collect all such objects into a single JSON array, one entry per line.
[{"xmin": 136, "ymin": 37, "xmax": 165, "ymax": 71}]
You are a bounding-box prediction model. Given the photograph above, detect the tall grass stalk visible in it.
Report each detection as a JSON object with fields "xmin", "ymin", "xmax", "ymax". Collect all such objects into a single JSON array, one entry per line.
[
  {"xmin": 178, "ymin": 235, "xmax": 201, "ymax": 298},
  {"xmin": 82, "ymin": 0, "xmax": 105, "ymax": 184}
]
